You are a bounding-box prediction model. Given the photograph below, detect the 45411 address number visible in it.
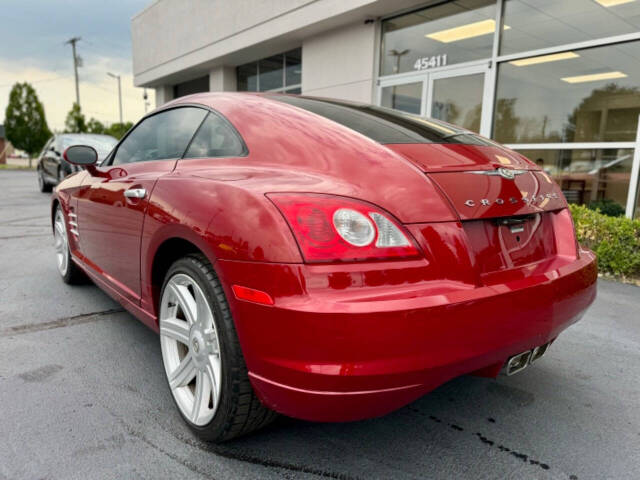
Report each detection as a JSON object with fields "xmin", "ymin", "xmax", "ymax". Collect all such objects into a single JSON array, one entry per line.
[{"xmin": 413, "ymin": 54, "xmax": 448, "ymax": 70}]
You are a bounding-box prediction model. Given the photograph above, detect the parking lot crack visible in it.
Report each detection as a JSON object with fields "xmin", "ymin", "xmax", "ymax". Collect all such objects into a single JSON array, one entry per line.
[{"xmin": 0, "ymin": 308, "xmax": 124, "ymax": 337}]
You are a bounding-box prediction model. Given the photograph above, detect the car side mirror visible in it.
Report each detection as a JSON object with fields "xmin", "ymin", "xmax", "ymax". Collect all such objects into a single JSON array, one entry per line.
[
  {"xmin": 63, "ymin": 145, "xmax": 100, "ymax": 176},
  {"xmin": 64, "ymin": 145, "xmax": 98, "ymax": 166}
]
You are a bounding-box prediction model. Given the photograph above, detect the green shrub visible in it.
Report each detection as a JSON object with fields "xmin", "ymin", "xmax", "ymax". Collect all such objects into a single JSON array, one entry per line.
[
  {"xmin": 587, "ymin": 198, "xmax": 625, "ymax": 217},
  {"xmin": 569, "ymin": 204, "xmax": 640, "ymax": 278}
]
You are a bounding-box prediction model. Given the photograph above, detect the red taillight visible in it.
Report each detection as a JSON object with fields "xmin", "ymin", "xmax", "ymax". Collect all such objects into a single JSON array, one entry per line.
[{"xmin": 267, "ymin": 193, "xmax": 420, "ymax": 262}]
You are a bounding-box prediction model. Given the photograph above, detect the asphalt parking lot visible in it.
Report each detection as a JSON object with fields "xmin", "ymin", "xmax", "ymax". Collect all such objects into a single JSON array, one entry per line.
[{"xmin": 1, "ymin": 169, "xmax": 639, "ymax": 480}]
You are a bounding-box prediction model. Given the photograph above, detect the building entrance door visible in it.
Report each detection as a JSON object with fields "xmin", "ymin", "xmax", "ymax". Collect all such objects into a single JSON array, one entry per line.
[{"xmin": 378, "ymin": 62, "xmax": 491, "ymax": 136}]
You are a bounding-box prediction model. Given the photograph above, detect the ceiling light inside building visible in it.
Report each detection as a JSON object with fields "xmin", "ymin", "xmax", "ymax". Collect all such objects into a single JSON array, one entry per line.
[
  {"xmin": 595, "ymin": 0, "xmax": 636, "ymax": 7},
  {"xmin": 510, "ymin": 51, "xmax": 580, "ymax": 66},
  {"xmin": 426, "ymin": 19, "xmax": 510, "ymax": 43},
  {"xmin": 561, "ymin": 71, "xmax": 627, "ymax": 83}
]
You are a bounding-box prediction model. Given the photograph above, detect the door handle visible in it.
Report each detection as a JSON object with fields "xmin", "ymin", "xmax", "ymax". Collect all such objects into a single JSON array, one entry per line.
[{"xmin": 124, "ymin": 188, "xmax": 146, "ymax": 199}]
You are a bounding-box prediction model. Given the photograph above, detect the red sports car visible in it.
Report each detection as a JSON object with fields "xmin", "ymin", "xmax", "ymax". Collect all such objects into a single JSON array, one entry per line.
[{"xmin": 52, "ymin": 93, "xmax": 597, "ymax": 442}]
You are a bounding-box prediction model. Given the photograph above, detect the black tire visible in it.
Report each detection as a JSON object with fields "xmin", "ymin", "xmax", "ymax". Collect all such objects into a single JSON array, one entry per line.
[
  {"xmin": 160, "ymin": 253, "xmax": 277, "ymax": 442},
  {"xmin": 38, "ymin": 168, "xmax": 52, "ymax": 193},
  {"xmin": 54, "ymin": 205, "xmax": 86, "ymax": 285}
]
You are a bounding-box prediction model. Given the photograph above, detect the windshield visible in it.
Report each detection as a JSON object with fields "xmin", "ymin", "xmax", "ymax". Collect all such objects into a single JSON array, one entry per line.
[
  {"xmin": 58, "ymin": 135, "xmax": 118, "ymax": 159},
  {"xmin": 268, "ymin": 95, "xmax": 496, "ymax": 146}
]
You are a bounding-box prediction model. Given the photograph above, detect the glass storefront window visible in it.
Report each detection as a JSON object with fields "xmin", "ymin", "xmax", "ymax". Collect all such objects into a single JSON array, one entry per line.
[
  {"xmin": 494, "ymin": 41, "xmax": 640, "ymax": 144},
  {"xmin": 173, "ymin": 76, "xmax": 209, "ymax": 99},
  {"xmin": 237, "ymin": 48, "xmax": 301, "ymax": 92},
  {"xmin": 380, "ymin": 0, "xmax": 498, "ymax": 76},
  {"xmin": 431, "ymin": 73, "xmax": 484, "ymax": 132},
  {"xmin": 237, "ymin": 63, "xmax": 257, "ymax": 92},
  {"xmin": 285, "ymin": 49, "xmax": 301, "ymax": 86},
  {"xmin": 501, "ymin": 0, "xmax": 640, "ymax": 56},
  {"xmin": 381, "ymin": 82, "xmax": 422, "ymax": 114},
  {"xmin": 518, "ymin": 148, "xmax": 633, "ymax": 213},
  {"xmin": 258, "ymin": 55, "xmax": 284, "ymax": 91}
]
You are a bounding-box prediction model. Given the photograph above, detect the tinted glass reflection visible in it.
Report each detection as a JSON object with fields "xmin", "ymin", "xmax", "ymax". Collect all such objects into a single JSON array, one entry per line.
[
  {"xmin": 269, "ymin": 95, "xmax": 494, "ymax": 145},
  {"xmin": 258, "ymin": 55, "xmax": 284, "ymax": 91},
  {"xmin": 501, "ymin": 0, "xmax": 640, "ymax": 55},
  {"xmin": 381, "ymin": 82, "xmax": 422, "ymax": 114},
  {"xmin": 285, "ymin": 49, "xmax": 302, "ymax": 86},
  {"xmin": 237, "ymin": 63, "xmax": 258, "ymax": 91},
  {"xmin": 518, "ymin": 148, "xmax": 633, "ymax": 213},
  {"xmin": 112, "ymin": 108, "xmax": 207, "ymax": 165},
  {"xmin": 431, "ymin": 73, "xmax": 484, "ymax": 133},
  {"xmin": 237, "ymin": 48, "xmax": 301, "ymax": 92},
  {"xmin": 494, "ymin": 41, "xmax": 640, "ymax": 143},
  {"xmin": 381, "ymin": 0, "xmax": 497, "ymax": 76}
]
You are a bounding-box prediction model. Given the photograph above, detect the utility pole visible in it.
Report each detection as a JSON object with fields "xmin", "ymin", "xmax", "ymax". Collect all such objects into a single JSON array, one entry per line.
[
  {"xmin": 65, "ymin": 37, "xmax": 82, "ymax": 107},
  {"xmin": 107, "ymin": 72, "xmax": 123, "ymax": 124}
]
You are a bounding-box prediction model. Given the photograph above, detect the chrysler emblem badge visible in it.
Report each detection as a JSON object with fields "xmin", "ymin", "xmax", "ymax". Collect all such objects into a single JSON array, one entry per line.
[
  {"xmin": 497, "ymin": 167, "xmax": 516, "ymax": 179},
  {"xmin": 466, "ymin": 168, "xmax": 527, "ymax": 180}
]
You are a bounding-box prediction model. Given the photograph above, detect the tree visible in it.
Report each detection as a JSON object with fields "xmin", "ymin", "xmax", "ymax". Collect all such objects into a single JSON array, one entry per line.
[
  {"xmin": 87, "ymin": 118, "xmax": 105, "ymax": 134},
  {"xmin": 64, "ymin": 102, "xmax": 87, "ymax": 133},
  {"xmin": 105, "ymin": 121, "xmax": 133, "ymax": 140},
  {"xmin": 4, "ymin": 82, "xmax": 51, "ymax": 166}
]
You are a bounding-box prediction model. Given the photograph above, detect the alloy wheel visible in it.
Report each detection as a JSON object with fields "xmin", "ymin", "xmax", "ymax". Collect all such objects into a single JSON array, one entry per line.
[
  {"xmin": 53, "ymin": 208, "xmax": 69, "ymax": 276},
  {"xmin": 159, "ymin": 273, "xmax": 222, "ymax": 426}
]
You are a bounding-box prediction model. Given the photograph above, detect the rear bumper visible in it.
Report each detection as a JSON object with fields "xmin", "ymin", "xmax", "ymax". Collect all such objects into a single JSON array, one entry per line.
[{"xmin": 216, "ymin": 250, "xmax": 597, "ymax": 422}]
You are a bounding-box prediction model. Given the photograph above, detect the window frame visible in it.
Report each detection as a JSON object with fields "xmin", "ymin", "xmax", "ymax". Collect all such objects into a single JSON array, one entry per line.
[
  {"xmin": 104, "ymin": 104, "xmax": 248, "ymax": 167},
  {"xmin": 236, "ymin": 48, "xmax": 302, "ymax": 93},
  {"xmin": 182, "ymin": 110, "xmax": 249, "ymax": 159}
]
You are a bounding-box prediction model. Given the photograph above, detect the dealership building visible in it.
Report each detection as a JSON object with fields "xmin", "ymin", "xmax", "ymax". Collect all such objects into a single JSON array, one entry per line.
[{"xmin": 132, "ymin": 0, "xmax": 640, "ymax": 218}]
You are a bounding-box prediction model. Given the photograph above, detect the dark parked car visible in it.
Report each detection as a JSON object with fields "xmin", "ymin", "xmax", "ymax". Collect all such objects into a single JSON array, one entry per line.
[{"xmin": 37, "ymin": 134, "xmax": 117, "ymax": 192}]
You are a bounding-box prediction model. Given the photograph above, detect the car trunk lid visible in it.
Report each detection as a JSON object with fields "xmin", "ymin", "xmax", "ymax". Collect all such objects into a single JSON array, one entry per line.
[
  {"xmin": 386, "ymin": 143, "xmax": 566, "ymax": 220},
  {"xmin": 387, "ymin": 143, "xmax": 573, "ymax": 278}
]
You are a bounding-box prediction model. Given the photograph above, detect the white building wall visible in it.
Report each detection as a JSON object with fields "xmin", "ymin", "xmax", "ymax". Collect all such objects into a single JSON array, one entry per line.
[
  {"xmin": 132, "ymin": 0, "xmax": 426, "ymax": 90},
  {"xmin": 132, "ymin": 0, "xmax": 312, "ymax": 85},
  {"xmin": 209, "ymin": 66, "xmax": 237, "ymax": 92},
  {"xmin": 154, "ymin": 85, "xmax": 173, "ymax": 108},
  {"xmin": 302, "ymin": 21, "xmax": 377, "ymax": 103}
]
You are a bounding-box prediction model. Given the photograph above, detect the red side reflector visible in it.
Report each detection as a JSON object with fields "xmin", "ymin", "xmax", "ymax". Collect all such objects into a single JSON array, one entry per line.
[{"xmin": 231, "ymin": 285, "xmax": 274, "ymax": 306}]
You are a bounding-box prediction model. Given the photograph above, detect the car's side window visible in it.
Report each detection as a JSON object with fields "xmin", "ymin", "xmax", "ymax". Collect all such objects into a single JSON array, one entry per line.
[
  {"xmin": 112, "ymin": 107, "xmax": 207, "ymax": 165},
  {"xmin": 183, "ymin": 112, "xmax": 246, "ymax": 158}
]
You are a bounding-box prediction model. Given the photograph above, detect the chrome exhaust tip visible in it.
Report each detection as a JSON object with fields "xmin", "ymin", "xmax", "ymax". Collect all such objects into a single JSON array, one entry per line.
[
  {"xmin": 530, "ymin": 343, "xmax": 549, "ymax": 363},
  {"xmin": 506, "ymin": 350, "xmax": 532, "ymax": 376}
]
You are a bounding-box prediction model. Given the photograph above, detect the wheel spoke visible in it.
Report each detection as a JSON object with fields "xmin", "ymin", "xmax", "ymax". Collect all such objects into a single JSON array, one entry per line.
[
  {"xmin": 168, "ymin": 353, "xmax": 196, "ymax": 389},
  {"xmin": 191, "ymin": 371, "xmax": 210, "ymax": 422},
  {"xmin": 204, "ymin": 327, "xmax": 219, "ymax": 355},
  {"xmin": 169, "ymin": 283, "xmax": 197, "ymax": 324},
  {"xmin": 160, "ymin": 318, "xmax": 190, "ymax": 345},
  {"xmin": 55, "ymin": 222, "xmax": 64, "ymax": 238},
  {"xmin": 205, "ymin": 355, "xmax": 221, "ymax": 410},
  {"xmin": 194, "ymin": 287, "xmax": 213, "ymax": 328},
  {"xmin": 54, "ymin": 211, "xmax": 68, "ymax": 276}
]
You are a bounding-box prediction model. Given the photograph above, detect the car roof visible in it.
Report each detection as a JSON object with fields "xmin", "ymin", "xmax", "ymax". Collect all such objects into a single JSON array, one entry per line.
[
  {"xmin": 57, "ymin": 133, "xmax": 116, "ymax": 139},
  {"xmin": 162, "ymin": 92, "xmax": 490, "ymax": 147}
]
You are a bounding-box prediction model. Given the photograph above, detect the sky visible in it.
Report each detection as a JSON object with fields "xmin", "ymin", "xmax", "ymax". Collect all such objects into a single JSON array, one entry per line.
[{"xmin": 0, "ymin": 0, "xmax": 155, "ymax": 132}]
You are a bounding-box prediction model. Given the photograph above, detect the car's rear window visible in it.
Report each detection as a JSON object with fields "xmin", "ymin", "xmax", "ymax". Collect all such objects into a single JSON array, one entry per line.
[{"xmin": 268, "ymin": 95, "xmax": 494, "ymax": 146}]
